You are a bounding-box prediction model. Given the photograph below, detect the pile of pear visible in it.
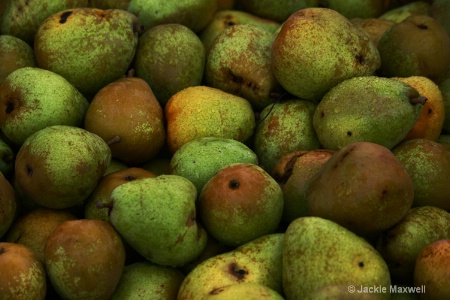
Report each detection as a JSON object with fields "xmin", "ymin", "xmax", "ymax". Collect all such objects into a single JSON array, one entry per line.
[{"xmin": 1, "ymin": 0, "xmax": 450, "ymax": 299}]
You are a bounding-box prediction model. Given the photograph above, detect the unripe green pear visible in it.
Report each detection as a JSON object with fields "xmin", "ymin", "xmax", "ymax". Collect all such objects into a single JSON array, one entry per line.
[
  {"xmin": 0, "ymin": 35, "xmax": 36, "ymax": 84},
  {"xmin": 0, "ymin": 67, "xmax": 89, "ymax": 145},
  {"xmin": 379, "ymin": 1, "xmax": 431, "ymax": 23},
  {"xmin": 313, "ymin": 76, "xmax": 426, "ymax": 150},
  {"xmin": 203, "ymin": 282, "xmax": 284, "ymax": 300},
  {"xmin": 109, "ymin": 175, "xmax": 207, "ymax": 267},
  {"xmin": 34, "ymin": 8, "xmax": 141, "ymax": 97},
  {"xmin": 14, "ymin": 125, "xmax": 111, "ymax": 209}
]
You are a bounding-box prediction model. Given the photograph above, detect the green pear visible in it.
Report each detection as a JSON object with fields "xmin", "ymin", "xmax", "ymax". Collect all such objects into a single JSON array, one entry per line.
[
  {"xmin": 283, "ymin": 217, "xmax": 391, "ymax": 300},
  {"xmin": 304, "ymin": 284, "xmax": 384, "ymax": 299},
  {"xmin": 0, "ymin": 172, "xmax": 16, "ymax": 239},
  {"xmin": 205, "ymin": 24, "xmax": 282, "ymax": 111},
  {"xmin": 0, "ymin": 0, "xmax": 88, "ymax": 45},
  {"xmin": 128, "ymin": 0, "xmax": 217, "ymax": 33},
  {"xmin": 307, "ymin": 142, "xmax": 414, "ymax": 236},
  {"xmin": 111, "ymin": 261, "xmax": 184, "ymax": 299},
  {"xmin": 104, "ymin": 158, "xmax": 128, "ymax": 175},
  {"xmin": 321, "ymin": 0, "xmax": 391, "ymax": 19},
  {"xmin": 14, "ymin": 125, "xmax": 111, "ymax": 209},
  {"xmin": 203, "ymin": 282, "xmax": 285, "ymax": 300},
  {"xmin": 170, "ymin": 136, "xmax": 258, "ymax": 192},
  {"xmin": 177, "ymin": 233, "xmax": 284, "ymax": 299},
  {"xmin": 89, "ymin": 0, "xmax": 131, "ymax": 10},
  {"xmin": 0, "ymin": 67, "xmax": 89, "ymax": 145},
  {"xmin": 376, "ymin": 206, "xmax": 450, "ymax": 285},
  {"xmin": 377, "ymin": 15, "xmax": 450, "ymax": 81},
  {"xmin": 109, "ymin": 175, "xmax": 207, "ymax": 267},
  {"xmin": 379, "ymin": 1, "xmax": 430, "ymax": 23},
  {"xmin": 313, "ymin": 76, "xmax": 426, "ymax": 150},
  {"xmin": 0, "ymin": 138, "xmax": 14, "ymax": 176},
  {"xmin": 392, "ymin": 138, "xmax": 450, "ymax": 210},
  {"xmin": 134, "ymin": 24, "xmax": 205, "ymax": 106},
  {"xmin": 253, "ymin": 99, "xmax": 320, "ymax": 172},
  {"xmin": 165, "ymin": 86, "xmax": 255, "ymax": 154},
  {"xmin": 199, "ymin": 9, "xmax": 280, "ymax": 53},
  {"xmin": 199, "ymin": 163, "xmax": 284, "ymax": 247},
  {"xmin": 271, "ymin": 7, "xmax": 380, "ymax": 101},
  {"xmin": 34, "ymin": 8, "xmax": 141, "ymax": 97},
  {"xmin": 0, "ymin": 34, "xmax": 36, "ymax": 84},
  {"xmin": 237, "ymin": 0, "xmax": 319, "ymax": 23},
  {"xmin": 439, "ymin": 68, "xmax": 450, "ymax": 133}
]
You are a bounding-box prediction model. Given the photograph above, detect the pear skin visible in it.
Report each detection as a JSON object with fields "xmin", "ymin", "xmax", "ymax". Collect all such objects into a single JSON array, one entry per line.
[
  {"xmin": 0, "ymin": 35, "xmax": 36, "ymax": 84},
  {"xmin": 0, "ymin": 172, "xmax": 16, "ymax": 239}
]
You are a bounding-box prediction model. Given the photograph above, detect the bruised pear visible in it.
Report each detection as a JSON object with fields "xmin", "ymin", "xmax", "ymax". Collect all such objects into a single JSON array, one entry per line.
[
  {"xmin": 307, "ymin": 142, "xmax": 414, "ymax": 236},
  {"xmin": 313, "ymin": 76, "xmax": 426, "ymax": 150},
  {"xmin": 34, "ymin": 8, "xmax": 141, "ymax": 97}
]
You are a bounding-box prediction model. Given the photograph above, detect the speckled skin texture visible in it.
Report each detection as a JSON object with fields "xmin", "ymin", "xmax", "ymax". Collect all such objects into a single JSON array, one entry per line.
[
  {"xmin": 392, "ymin": 138, "xmax": 450, "ymax": 210},
  {"xmin": 0, "ymin": 172, "xmax": 16, "ymax": 239},
  {"xmin": 271, "ymin": 8, "xmax": 380, "ymax": 101},
  {"xmin": 254, "ymin": 99, "xmax": 320, "ymax": 172},
  {"xmin": 165, "ymin": 86, "xmax": 256, "ymax": 154},
  {"xmin": 135, "ymin": 24, "xmax": 206, "ymax": 106},
  {"xmin": 0, "ymin": 0, "xmax": 88, "ymax": 45},
  {"xmin": 205, "ymin": 24, "xmax": 280, "ymax": 111},
  {"xmin": 170, "ymin": 137, "xmax": 258, "ymax": 192},
  {"xmin": 44, "ymin": 219, "xmax": 125, "ymax": 300},
  {"xmin": 0, "ymin": 242, "xmax": 47, "ymax": 300},
  {"xmin": 111, "ymin": 261, "xmax": 185, "ymax": 300},
  {"xmin": 203, "ymin": 282, "xmax": 284, "ymax": 300},
  {"xmin": 14, "ymin": 125, "xmax": 111, "ymax": 209},
  {"xmin": 313, "ymin": 76, "xmax": 424, "ymax": 150},
  {"xmin": 0, "ymin": 67, "xmax": 89, "ymax": 145},
  {"xmin": 177, "ymin": 233, "xmax": 284, "ymax": 300},
  {"xmin": 109, "ymin": 175, "xmax": 207, "ymax": 267},
  {"xmin": 0, "ymin": 35, "xmax": 36, "ymax": 84},
  {"xmin": 283, "ymin": 217, "xmax": 391, "ymax": 300},
  {"xmin": 440, "ymin": 69, "xmax": 450, "ymax": 133},
  {"xmin": 376, "ymin": 206, "xmax": 450, "ymax": 284},
  {"xmin": 34, "ymin": 8, "xmax": 139, "ymax": 97}
]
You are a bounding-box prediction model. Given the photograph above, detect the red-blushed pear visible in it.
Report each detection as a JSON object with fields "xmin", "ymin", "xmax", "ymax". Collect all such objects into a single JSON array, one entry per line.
[
  {"xmin": 44, "ymin": 219, "xmax": 126, "ymax": 300},
  {"xmin": 199, "ymin": 163, "xmax": 284, "ymax": 247},
  {"xmin": 0, "ymin": 242, "xmax": 47, "ymax": 299},
  {"xmin": 0, "ymin": 171, "xmax": 16, "ymax": 239},
  {"xmin": 84, "ymin": 76, "xmax": 165, "ymax": 165},
  {"xmin": 4, "ymin": 208, "xmax": 77, "ymax": 262}
]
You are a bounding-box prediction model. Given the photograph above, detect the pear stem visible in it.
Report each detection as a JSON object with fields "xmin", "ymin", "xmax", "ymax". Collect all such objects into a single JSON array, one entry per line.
[
  {"xmin": 410, "ymin": 96, "xmax": 427, "ymax": 105},
  {"xmin": 107, "ymin": 135, "xmax": 121, "ymax": 146},
  {"xmin": 127, "ymin": 69, "xmax": 135, "ymax": 78}
]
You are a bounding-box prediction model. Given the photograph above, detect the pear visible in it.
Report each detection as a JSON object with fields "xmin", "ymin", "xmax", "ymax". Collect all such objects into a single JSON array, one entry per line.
[
  {"xmin": 376, "ymin": 206, "xmax": 450, "ymax": 284},
  {"xmin": 413, "ymin": 239, "xmax": 450, "ymax": 300},
  {"xmin": 4, "ymin": 208, "xmax": 77, "ymax": 262},
  {"xmin": 104, "ymin": 158, "xmax": 128, "ymax": 175},
  {"xmin": 377, "ymin": 15, "xmax": 450, "ymax": 81},
  {"xmin": 0, "ymin": 138, "xmax": 14, "ymax": 176},
  {"xmin": 199, "ymin": 9, "xmax": 280, "ymax": 53},
  {"xmin": 271, "ymin": 7, "xmax": 380, "ymax": 101},
  {"xmin": 109, "ymin": 175, "xmax": 207, "ymax": 267},
  {"xmin": 165, "ymin": 86, "xmax": 255, "ymax": 154},
  {"xmin": 271, "ymin": 149, "xmax": 335, "ymax": 223},
  {"xmin": 204, "ymin": 282, "xmax": 284, "ymax": 300},
  {"xmin": 379, "ymin": 1, "xmax": 430, "ymax": 23},
  {"xmin": 134, "ymin": 24, "xmax": 205, "ymax": 106},
  {"xmin": 307, "ymin": 142, "xmax": 414, "ymax": 236},
  {"xmin": 321, "ymin": 0, "xmax": 391, "ymax": 19},
  {"xmin": 304, "ymin": 284, "xmax": 384, "ymax": 299},
  {"xmin": 34, "ymin": 8, "xmax": 141, "ymax": 97},
  {"xmin": 0, "ymin": 243, "xmax": 47, "ymax": 300},
  {"xmin": 430, "ymin": 0, "xmax": 450, "ymax": 37},
  {"xmin": 177, "ymin": 233, "xmax": 284, "ymax": 299},
  {"xmin": 313, "ymin": 76, "xmax": 426, "ymax": 150},
  {"xmin": 237, "ymin": 0, "xmax": 319, "ymax": 23},
  {"xmin": 169, "ymin": 137, "xmax": 258, "ymax": 192},
  {"xmin": 350, "ymin": 18, "xmax": 395, "ymax": 47},
  {"xmin": 439, "ymin": 68, "xmax": 450, "ymax": 133},
  {"xmin": 45, "ymin": 219, "xmax": 126, "ymax": 299},
  {"xmin": 253, "ymin": 99, "xmax": 320, "ymax": 172},
  {"xmin": 392, "ymin": 138, "xmax": 450, "ymax": 210},
  {"xmin": 14, "ymin": 125, "xmax": 111, "ymax": 209},
  {"xmin": 0, "ymin": 34, "xmax": 36, "ymax": 84},
  {"xmin": 128, "ymin": 0, "xmax": 217, "ymax": 33},
  {"xmin": 0, "ymin": 172, "xmax": 16, "ymax": 239},
  {"xmin": 84, "ymin": 167, "xmax": 156, "ymax": 223},
  {"xmin": 0, "ymin": 67, "xmax": 89, "ymax": 145},
  {"xmin": 84, "ymin": 76, "xmax": 165, "ymax": 164},
  {"xmin": 111, "ymin": 261, "xmax": 185, "ymax": 299},
  {"xmin": 283, "ymin": 217, "xmax": 391, "ymax": 300},
  {"xmin": 199, "ymin": 163, "xmax": 284, "ymax": 247},
  {"xmin": 0, "ymin": 0, "xmax": 88, "ymax": 45},
  {"xmin": 89, "ymin": 0, "xmax": 131, "ymax": 10},
  {"xmin": 217, "ymin": 0, "xmax": 236, "ymax": 11}
]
